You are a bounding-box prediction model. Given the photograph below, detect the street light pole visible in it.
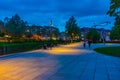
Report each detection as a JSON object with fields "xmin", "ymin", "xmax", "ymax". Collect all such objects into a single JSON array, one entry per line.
[
  {"xmin": 83, "ymin": 28, "xmax": 86, "ymax": 43},
  {"xmin": 102, "ymin": 29, "xmax": 105, "ymax": 45},
  {"xmin": 50, "ymin": 20, "xmax": 53, "ymax": 40},
  {"xmin": 93, "ymin": 21, "xmax": 110, "ymax": 44},
  {"xmin": 50, "ymin": 20, "xmax": 53, "ymax": 49}
]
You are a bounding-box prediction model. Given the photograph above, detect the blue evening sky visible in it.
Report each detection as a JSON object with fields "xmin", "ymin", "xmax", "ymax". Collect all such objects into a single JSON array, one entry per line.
[{"xmin": 0, "ymin": 0, "xmax": 114, "ymax": 32}]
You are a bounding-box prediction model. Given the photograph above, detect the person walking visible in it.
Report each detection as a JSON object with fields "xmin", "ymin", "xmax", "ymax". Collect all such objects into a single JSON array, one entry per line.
[
  {"xmin": 88, "ymin": 40, "xmax": 91, "ymax": 48},
  {"xmin": 43, "ymin": 44, "xmax": 47, "ymax": 49},
  {"xmin": 83, "ymin": 41, "xmax": 86, "ymax": 48}
]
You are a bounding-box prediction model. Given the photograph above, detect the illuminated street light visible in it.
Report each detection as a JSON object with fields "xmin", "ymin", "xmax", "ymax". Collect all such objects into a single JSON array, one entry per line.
[
  {"xmin": 50, "ymin": 20, "xmax": 53, "ymax": 40},
  {"xmin": 50, "ymin": 20, "xmax": 53, "ymax": 49}
]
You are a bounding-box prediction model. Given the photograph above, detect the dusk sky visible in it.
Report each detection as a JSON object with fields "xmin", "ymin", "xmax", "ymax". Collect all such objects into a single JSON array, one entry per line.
[{"xmin": 0, "ymin": 0, "xmax": 114, "ymax": 32}]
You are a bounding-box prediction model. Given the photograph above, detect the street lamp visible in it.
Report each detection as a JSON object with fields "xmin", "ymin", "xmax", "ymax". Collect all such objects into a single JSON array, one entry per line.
[
  {"xmin": 83, "ymin": 28, "xmax": 86, "ymax": 43},
  {"xmin": 50, "ymin": 20, "xmax": 53, "ymax": 49},
  {"xmin": 50, "ymin": 20, "xmax": 53, "ymax": 40},
  {"xmin": 92, "ymin": 21, "xmax": 111, "ymax": 44}
]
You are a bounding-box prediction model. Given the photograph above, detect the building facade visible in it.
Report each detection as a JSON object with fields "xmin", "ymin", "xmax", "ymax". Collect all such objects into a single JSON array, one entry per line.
[{"xmin": 81, "ymin": 27, "xmax": 111, "ymax": 41}]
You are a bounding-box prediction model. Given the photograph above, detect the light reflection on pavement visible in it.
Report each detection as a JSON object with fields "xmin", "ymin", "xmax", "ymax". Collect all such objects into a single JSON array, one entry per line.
[{"xmin": 0, "ymin": 42, "xmax": 120, "ymax": 80}]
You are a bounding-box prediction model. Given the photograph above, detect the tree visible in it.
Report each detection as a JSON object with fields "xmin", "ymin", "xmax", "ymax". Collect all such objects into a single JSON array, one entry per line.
[
  {"xmin": 107, "ymin": 0, "xmax": 120, "ymax": 40},
  {"xmin": 5, "ymin": 14, "xmax": 27, "ymax": 38},
  {"xmin": 107, "ymin": 0, "xmax": 120, "ymax": 16},
  {"xmin": 107, "ymin": 0, "xmax": 120, "ymax": 15},
  {"xmin": 24, "ymin": 30, "xmax": 33, "ymax": 38},
  {"xmin": 41, "ymin": 27, "xmax": 47, "ymax": 36},
  {"xmin": 4, "ymin": 17, "xmax": 9, "ymax": 23},
  {"xmin": 0, "ymin": 20, "xmax": 4, "ymax": 31},
  {"xmin": 114, "ymin": 15, "xmax": 120, "ymax": 26},
  {"xmin": 107, "ymin": 0, "xmax": 120, "ymax": 25},
  {"xmin": 52, "ymin": 28, "xmax": 60, "ymax": 38},
  {"xmin": 110, "ymin": 25, "xmax": 120, "ymax": 40},
  {"xmin": 0, "ymin": 20, "xmax": 5, "ymax": 37},
  {"xmin": 86, "ymin": 28, "xmax": 100, "ymax": 43},
  {"xmin": 65, "ymin": 16, "xmax": 81, "ymax": 40}
]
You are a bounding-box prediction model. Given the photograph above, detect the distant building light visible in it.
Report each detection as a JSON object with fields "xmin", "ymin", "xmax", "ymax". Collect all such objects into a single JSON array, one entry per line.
[
  {"xmin": 4, "ymin": 35, "xmax": 11, "ymax": 38},
  {"xmin": 81, "ymin": 34, "xmax": 84, "ymax": 37},
  {"xmin": 82, "ymin": 38, "xmax": 84, "ymax": 40},
  {"xmin": 108, "ymin": 32, "xmax": 110, "ymax": 35},
  {"xmin": 26, "ymin": 30, "xmax": 30, "ymax": 32}
]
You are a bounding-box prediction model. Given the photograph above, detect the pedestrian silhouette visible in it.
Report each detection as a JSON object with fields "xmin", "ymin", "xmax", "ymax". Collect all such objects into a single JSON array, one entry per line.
[
  {"xmin": 83, "ymin": 42, "xmax": 86, "ymax": 48},
  {"xmin": 49, "ymin": 43, "xmax": 53, "ymax": 50},
  {"xmin": 88, "ymin": 40, "xmax": 91, "ymax": 48},
  {"xmin": 43, "ymin": 44, "xmax": 47, "ymax": 49}
]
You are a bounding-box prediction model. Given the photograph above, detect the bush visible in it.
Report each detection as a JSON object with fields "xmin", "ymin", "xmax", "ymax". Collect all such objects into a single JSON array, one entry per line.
[{"xmin": 0, "ymin": 40, "xmax": 62, "ymax": 55}]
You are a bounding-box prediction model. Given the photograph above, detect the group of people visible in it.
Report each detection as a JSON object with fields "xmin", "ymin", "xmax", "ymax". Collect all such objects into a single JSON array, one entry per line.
[
  {"xmin": 43, "ymin": 43, "xmax": 53, "ymax": 50},
  {"xmin": 83, "ymin": 40, "xmax": 92, "ymax": 48}
]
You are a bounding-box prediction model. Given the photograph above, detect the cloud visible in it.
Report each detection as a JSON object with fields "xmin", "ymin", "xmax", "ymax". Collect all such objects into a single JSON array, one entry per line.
[{"xmin": 0, "ymin": 0, "xmax": 114, "ymax": 31}]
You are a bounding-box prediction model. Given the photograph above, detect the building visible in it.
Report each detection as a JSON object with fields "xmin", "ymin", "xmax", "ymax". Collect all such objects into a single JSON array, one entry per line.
[
  {"xmin": 25, "ymin": 25, "xmax": 59, "ymax": 40},
  {"xmin": 81, "ymin": 27, "xmax": 111, "ymax": 41}
]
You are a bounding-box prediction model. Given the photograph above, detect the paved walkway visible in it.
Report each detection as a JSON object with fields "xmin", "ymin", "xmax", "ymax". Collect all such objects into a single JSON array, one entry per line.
[{"xmin": 0, "ymin": 43, "xmax": 120, "ymax": 80}]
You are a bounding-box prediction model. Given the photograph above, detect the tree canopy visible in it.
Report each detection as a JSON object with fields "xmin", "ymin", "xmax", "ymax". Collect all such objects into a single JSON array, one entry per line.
[
  {"xmin": 110, "ymin": 25, "xmax": 120, "ymax": 40},
  {"xmin": 107, "ymin": 0, "xmax": 120, "ymax": 25},
  {"xmin": 65, "ymin": 16, "xmax": 81, "ymax": 40},
  {"xmin": 5, "ymin": 14, "xmax": 27, "ymax": 38},
  {"xmin": 86, "ymin": 28, "xmax": 100, "ymax": 43},
  {"xmin": 0, "ymin": 20, "xmax": 5, "ymax": 37},
  {"xmin": 107, "ymin": 0, "xmax": 120, "ymax": 17},
  {"xmin": 107, "ymin": 0, "xmax": 120, "ymax": 40}
]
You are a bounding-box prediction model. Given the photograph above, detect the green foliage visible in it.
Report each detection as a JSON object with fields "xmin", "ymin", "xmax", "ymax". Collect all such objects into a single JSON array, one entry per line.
[
  {"xmin": 4, "ymin": 14, "xmax": 27, "ymax": 38},
  {"xmin": 0, "ymin": 40, "xmax": 65, "ymax": 55},
  {"xmin": 0, "ymin": 14, "xmax": 61, "ymax": 41},
  {"xmin": 86, "ymin": 28, "xmax": 100, "ymax": 43},
  {"xmin": 0, "ymin": 20, "xmax": 6, "ymax": 36},
  {"xmin": 40, "ymin": 27, "xmax": 47, "ymax": 36},
  {"xmin": 25, "ymin": 31, "xmax": 33, "ymax": 38},
  {"xmin": 107, "ymin": 0, "xmax": 120, "ymax": 26},
  {"xmin": 65, "ymin": 16, "xmax": 81, "ymax": 40},
  {"xmin": 114, "ymin": 16, "xmax": 120, "ymax": 26},
  {"xmin": 52, "ymin": 28, "xmax": 60, "ymax": 38},
  {"xmin": 110, "ymin": 25, "xmax": 120, "ymax": 40},
  {"xmin": 0, "ymin": 20, "xmax": 4, "ymax": 27},
  {"xmin": 0, "ymin": 33, "xmax": 5, "ymax": 37},
  {"xmin": 0, "ymin": 42, "xmax": 43, "ymax": 54},
  {"xmin": 107, "ymin": 0, "xmax": 120, "ymax": 40},
  {"xmin": 107, "ymin": 0, "xmax": 120, "ymax": 17}
]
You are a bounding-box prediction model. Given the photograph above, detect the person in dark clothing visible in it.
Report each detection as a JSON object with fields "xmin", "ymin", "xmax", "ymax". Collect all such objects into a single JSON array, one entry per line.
[
  {"xmin": 43, "ymin": 44, "xmax": 47, "ymax": 49},
  {"xmin": 88, "ymin": 40, "xmax": 91, "ymax": 48},
  {"xmin": 83, "ymin": 42, "xmax": 86, "ymax": 48}
]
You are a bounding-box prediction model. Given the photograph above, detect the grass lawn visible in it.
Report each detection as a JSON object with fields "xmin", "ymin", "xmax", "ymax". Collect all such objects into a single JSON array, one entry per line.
[{"xmin": 94, "ymin": 46, "xmax": 120, "ymax": 57}]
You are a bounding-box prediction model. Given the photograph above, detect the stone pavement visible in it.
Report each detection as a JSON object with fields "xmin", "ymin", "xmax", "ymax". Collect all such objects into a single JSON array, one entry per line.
[{"xmin": 0, "ymin": 43, "xmax": 120, "ymax": 80}]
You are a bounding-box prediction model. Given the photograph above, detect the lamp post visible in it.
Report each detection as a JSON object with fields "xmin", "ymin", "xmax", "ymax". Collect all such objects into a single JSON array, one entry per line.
[
  {"xmin": 83, "ymin": 28, "xmax": 86, "ymax": 43},
  {"xmin": 92, "ymin": 21, "xmax": 111, "ymax": 44},
  {"xmin": 50, "ymin": 20, "xmax": 53, "ymax": 40},
  {"xmin": 50, "ymin": 20, "xmax": 53, "ymax": 49}
]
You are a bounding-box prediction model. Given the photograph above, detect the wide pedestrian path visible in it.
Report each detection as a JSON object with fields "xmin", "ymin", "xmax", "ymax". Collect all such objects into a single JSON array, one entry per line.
[{"xmin": 0, "ymin": 43, "xmax": 120, "ymax": 80}]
